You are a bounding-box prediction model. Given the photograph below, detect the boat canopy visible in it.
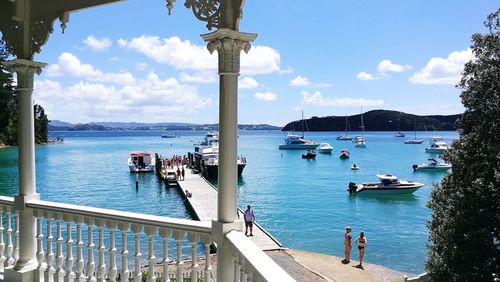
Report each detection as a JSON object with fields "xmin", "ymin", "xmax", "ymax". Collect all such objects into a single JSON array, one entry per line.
[
  {"xmin": 131, "ymin": 151, "xmax": 151, "ymax": 156},
  {"xmin": 376, "ymin": 174, "xmax": 398, "ymax": 180}
]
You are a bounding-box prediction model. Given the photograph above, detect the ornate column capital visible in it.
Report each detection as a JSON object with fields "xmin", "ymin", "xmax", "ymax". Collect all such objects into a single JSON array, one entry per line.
[
  {"xmin": 2, "ymin": 59, "xmax": 47, "ymax": 90},
  {"xmin": 201, "ymin": 28, "xmax": 257, "ymax": 74}
]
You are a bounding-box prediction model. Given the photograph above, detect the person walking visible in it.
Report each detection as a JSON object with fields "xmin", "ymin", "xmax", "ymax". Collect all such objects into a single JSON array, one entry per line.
[
  {"xmin": 244, "ymin": 205, "xmax": 255, "ymax": 236},
  {"xmin": 181, "ymin": 167, "xmax": 185, "ymax": 181},
  {"xmin": 354, "ymin": 231, "xmax": 367, "ymax": 268},
  {"xmin": 342, "ymin": 226, "xmax": 352, "ymax": 264},
  {"xmin": 176, "ymin": 167, "xmax": 181, "ymax": 180}
]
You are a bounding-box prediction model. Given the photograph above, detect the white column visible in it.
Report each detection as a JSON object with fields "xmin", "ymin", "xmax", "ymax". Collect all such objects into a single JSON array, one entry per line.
[
  {"xmin": 201, "ymin": 28, "xmax": 256, "ymax": 282},
  {"xmin": 3, "ymin": 59, "xmax": 46, "ymax": 281}
]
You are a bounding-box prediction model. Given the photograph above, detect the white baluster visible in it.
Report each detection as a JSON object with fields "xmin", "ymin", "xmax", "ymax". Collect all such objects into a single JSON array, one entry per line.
[
  {"xmin": 75, "ymin": 216, "xmax": 85, "ymax": 281},
  {"xmin": 145, "ymin": 226, "xmax": 157, "ymax": 282},
  {"xmin": 64, "ymin": 214, "xmax": 75, "ymax": 282},
  {"xmin": 118, "ymin": 222, "xmax": 130, "ymax": 282},
  {"xmin": 106, "ymin": 221, "xmax": 118, "ymax": 282},
  {"xmin": 173, "ymin": 230, "xmax": 185, "ymax": 281},
  {"xmin": 201, "ymin": 234, "xmax": 212, "ymax": 282},
  {"xmin": 96, "ymin": 219, "xmax": 106, "ymax": 281},
  {"xmin": 55, "ymin": 214, "xmax": 66, "ymax": 281},
  {"xmin": 35, "ymin": 210, "xmax": 46, "ymax": 278},
  {"xmin": 159, "ymin": 228, "xmax": 171, "ymax": 282},
  {"xmin": 13, "ymin": 212, "xmax": 19, "ymax": 263},
  {"xmin": 0, "ymin": 209, "xmax": 5, "ymax": 272},
  {"xmin": 85, "ymin": 217, "xmax": 96, "ymax": 282},
  {"xmin": 45, "ymin": 212, "xmax": 55, "ymax": 282},
  {"xmin": 5, "ymin": 210, "xmax": 13, "ymax": 266},
  {"xmin": 188, "ymin": 232, "xmax": 199, "ymax": 282},
  {"xmin": 131, "ymin": 224, "xmax": 142, "ymax": 282}
]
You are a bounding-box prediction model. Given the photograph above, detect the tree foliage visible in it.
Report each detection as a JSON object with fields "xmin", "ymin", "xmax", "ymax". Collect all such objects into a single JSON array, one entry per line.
[
  {"xmin": 0, "ymin": 40, "xmax": 49, "ymax": 145},
  {"xmin": 426, "ymin": 9, "xmax": 500, "ymax": 281}
]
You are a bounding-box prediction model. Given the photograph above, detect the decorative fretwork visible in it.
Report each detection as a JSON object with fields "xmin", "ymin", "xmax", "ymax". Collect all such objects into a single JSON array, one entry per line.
[{"xmin": 185, "ymin": 0, "xmax": 220, "ymax": 30}]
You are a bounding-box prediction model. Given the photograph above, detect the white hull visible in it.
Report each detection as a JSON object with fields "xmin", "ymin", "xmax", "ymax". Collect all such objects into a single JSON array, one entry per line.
[
  {"xmin": 279, "ymin": 144, "xmax": 319, "ymax": 150},
  {"xmin": 318, "ymin": 148, "xmax": 333, "ymax": 154},
  {"xmin": 355, "ymin": 186, "xmax": 421, "ymax": 195},
  {"xmin": 336, "ymin": 136, "xmax": 353, "ymax": 141},
  {"xmin": 129, "ymin": 164, "xmax": 155, "ymax": 173},
  {"xmin": 405, "ymin": 139, "xmax": 424, "ymax": 144},
  {"xmin": 354, "ymin": 143, "xmax": 366, "ymax": 148},
  {"xmin": 425, "ymin": 148, "xmax": 448, "ymax": 154}
]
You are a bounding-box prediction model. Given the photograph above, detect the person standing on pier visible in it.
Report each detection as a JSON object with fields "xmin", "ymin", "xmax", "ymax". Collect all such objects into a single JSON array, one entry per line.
[
  {"xmin": 244, "ymin": 205, "xmax": 255, "ymax": 236},
  {"xmin": 176, "ymin": 167, "xmax": 181, "ymax": 180},
  {"xmin": 342, "ymin": 226, "xmax": 352, "ymax": 264},
  {"xmin": 355, "ymin": 231, "xmax": 367, "ymax": 269},
  {"xmin": 181, "ymin": 167, "xmax": 185, "ymax": 181}
]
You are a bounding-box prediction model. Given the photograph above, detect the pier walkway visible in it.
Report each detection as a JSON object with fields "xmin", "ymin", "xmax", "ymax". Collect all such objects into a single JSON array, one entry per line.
[{"xmin": 168, "ymin": 166, "xmax": 283, "ymax": 251}]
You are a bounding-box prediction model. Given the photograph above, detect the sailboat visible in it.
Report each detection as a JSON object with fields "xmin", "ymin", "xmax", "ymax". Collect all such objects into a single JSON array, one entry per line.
[
  {"xmin": 404, "ymin": 120, "xmax": 423, "ymax": 144},
  {"xmin": 337, "ymin": 114, "xmax": 353, "ymax": 141},
  {"xmin": 394, "ymin": 114, "xmax": 405, "ymax": 137},
  {"xmin": 279, "ymin": 111, "xmax": 319, "ymax": 150},
  {"xmin": 353, "ymin": 108, "xmax": 367, "ymax": 148}
]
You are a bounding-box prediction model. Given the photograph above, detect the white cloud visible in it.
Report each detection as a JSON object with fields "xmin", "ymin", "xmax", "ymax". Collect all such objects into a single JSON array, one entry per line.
[
  {"xmin": 83, "ymin": 36, "xmax": 112, "ymax": 52},
  {"xmin": 410, "ymin": 49, "xmax": 473, "ymax": 85},
  {"xmin": 290, "ymin": 75, "xmax": 310, "ymax": 87},
  {"xmin": 254, "ymin": 91, "xmax": 277, "ymax": 101},
  {"xmin": 179, "ymin": 72, "xmax": 217, "ymax": 83},
  {"xmin": 34, "ymin": 73, "xmax": 212, "ymax": 123},
  {"xmin": 46, "ymin": 52, "xmax": 135, "ymax": 85},
  {"xmin": 377, "ymin": 60, "xmax": 410, "ymax": 74},
  {"xmin": 135, "ymin": 62, "xmax": 148, "ymax": 71},
  {"xmin": 301, "ymin": 91, "xmax": 384, "ymax": 106},
  {"xmin": 239, "ymin": 77, "xmax": 259, "ymax": 89},
  {"xmin": 118, "ymin": 35, "xmax": 282, "ymax": 76},
  {"xmin": 357, "ymin": 72, "xmax": 375, "ymax": 81}
]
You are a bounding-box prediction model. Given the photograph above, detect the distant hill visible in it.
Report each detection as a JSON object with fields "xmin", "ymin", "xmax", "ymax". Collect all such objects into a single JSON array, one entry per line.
[
  {"xmin": 49, "ymin": 121, "xmax": 281, "ymax": 131},
  {"xmin": 282, "ymin": 110, "xmax": 461, "ymax": 132}
]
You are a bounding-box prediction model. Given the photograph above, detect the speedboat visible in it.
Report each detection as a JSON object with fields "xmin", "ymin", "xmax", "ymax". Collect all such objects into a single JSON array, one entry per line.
[
  {"xmin": 413, "ymin": 159, "xmax": 452, "ymax": 172},
  {"xmin": 279, "ymin": 134, "xmax": 319, "ymax": 150},
  {"xmin": 161, "ymin": 133, "xmax": 177, "ymax": 138},
  {"xmin": 318, "ymin": 143, "xmax": 333, "ymax": 154},
  {"xmin": 339, "ymin": 149, "xmax": 350, "ymax": 159},
  {"xmin": 348, "ymin": 174, "xmax": 424, "ymax": 195},
  {"xmin": 302, "ymin": 150, "xmax": 317, "ymax": 159},
  {"xmin": 353, "ymin": 136, "xmax": 366, "ymax": 148},
  {"xmin": 351, "ymin": 164, "xmax": 359, "ymax": 170},
  {"xmin": 425, "ymin": 136, "xmax": 449, "ymax": 153},
  {"xmin": 128, "ymin": 151, "xmax": 155, "ymax": 172}
]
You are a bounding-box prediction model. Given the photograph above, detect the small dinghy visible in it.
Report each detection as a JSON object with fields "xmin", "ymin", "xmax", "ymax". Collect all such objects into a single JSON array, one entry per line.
[
  {"xmin": 351, "ymin": 164, "xmax": 359, "ymax": 170},
  {"xmin": 302, "ymin": 150, "xmax": 317, "ymax": 159}
]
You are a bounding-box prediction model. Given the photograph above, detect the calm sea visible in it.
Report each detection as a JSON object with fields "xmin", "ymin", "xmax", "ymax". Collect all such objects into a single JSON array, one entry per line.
[{"xmin": 0, "ymin": 130, "xmax": 458, "ymax": 274}]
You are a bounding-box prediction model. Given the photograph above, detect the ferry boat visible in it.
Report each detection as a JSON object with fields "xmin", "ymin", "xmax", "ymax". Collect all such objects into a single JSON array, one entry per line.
[
  {"xmin": 278, "ymin": 134, "xmax": 319, "ymax": 150},
  {"xmin": 318, "ymin": 142, "xmax": 333, "ymax": 154},
  {"xmin": 339, "ymin": 149, "xmax": 350, "ymax": 159},
  {"xmin": 198, "ymin": 143, "xmax": 246, "ymax": 179},
  {"xmin": 128, "ymin": 151, "xmax": 155, "ymax": 172},
  {"xmin": 412, "ymin": 159, "xmax": 452, "ymax": 172},
  {"xmin": 425, "ymin": 136, "xmax": 449, "ymax": 154},
  {"xmin": 348, "ymin": 174, "xmax": 424, "ymax": 195}
]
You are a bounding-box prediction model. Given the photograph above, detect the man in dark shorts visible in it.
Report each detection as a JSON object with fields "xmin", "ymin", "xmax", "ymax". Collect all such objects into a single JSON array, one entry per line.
[{"xmin": 244, "ymin": 205, "xmax": 255, "ymax": 236}]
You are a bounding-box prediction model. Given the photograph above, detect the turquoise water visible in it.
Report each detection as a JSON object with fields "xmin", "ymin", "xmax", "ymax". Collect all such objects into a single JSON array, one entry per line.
[{"xmin": 0, "ymin": 130, "xmax": 457, "ymax": 273}]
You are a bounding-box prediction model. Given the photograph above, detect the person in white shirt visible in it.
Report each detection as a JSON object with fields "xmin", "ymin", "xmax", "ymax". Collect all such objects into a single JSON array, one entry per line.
[{"xmin": 244, "ymin": 205, "xmax": 255, "ymax": 236}]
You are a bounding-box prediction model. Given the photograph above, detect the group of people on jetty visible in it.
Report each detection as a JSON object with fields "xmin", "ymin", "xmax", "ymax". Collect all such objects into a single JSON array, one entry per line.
[
  {"xmin": 163, "ymin": 154, "xmax": 188, "ymax": 169},
  {"xmin": 343, "ymin": 226, "xmax": 368, "ymax": 269}
]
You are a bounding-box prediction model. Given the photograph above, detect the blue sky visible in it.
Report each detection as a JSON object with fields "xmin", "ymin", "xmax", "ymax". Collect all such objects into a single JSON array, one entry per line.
[{"xmin": 25, "ymin": 0, "xmax": 498, "ymax": 126}]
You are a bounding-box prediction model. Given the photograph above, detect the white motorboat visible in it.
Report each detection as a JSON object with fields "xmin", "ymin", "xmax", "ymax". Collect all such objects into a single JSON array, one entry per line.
[
  {"xmin": 353, "ymin": 136, "xmax": 366, "ymax": 148},
  {"xmin": 128, "ymin": 151, "xmax": 155, "ymax": 172},
  {"xmin": 425, "ymin": 136, "xmax": 449, "ymax": 153},
  {"xmin": 161, "ymin": 133, "xmax": 177, "ymax": 138},
  {"xmin": 339, "ymin": 149, "xmax": 350, "ymax": 159},
  {"xmin": 348, "ymin": 174, "xmax": 424, "ymax": 195},
  {"xmin": 413, "ymin": 159, "xmax": 452, "ymax": 171},
  {"xmin": 279, "ymin": 133, "xmax": 319, "ymax": 150},
  {"xmin": 337, "ymin": 115, "xmax": 353, "ymax": 141},
  {"xmin": 318, "ymin": 142, "xmax": 333, "ymax": 154}
]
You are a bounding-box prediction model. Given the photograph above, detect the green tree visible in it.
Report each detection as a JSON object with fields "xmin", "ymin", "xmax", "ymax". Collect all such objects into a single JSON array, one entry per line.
[
  {"xmin": 0, "ymin": 39, "xmax": 15, "ymax": 144},
  {"xmin": 426, "ymin": 9, "xmax": 500, "ymax": 281},
  {"xmin": 34, "ymin": 104, "xmax": 48, "ymax": 143}
]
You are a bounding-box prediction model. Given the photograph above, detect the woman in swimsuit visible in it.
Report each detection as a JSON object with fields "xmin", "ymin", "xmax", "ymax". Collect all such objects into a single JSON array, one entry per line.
[
  {"xmin": 354, "ymin": 231, "xmax": 367, "ymax": 268},
  {"xmin": 343, "ymin": 226, "xmax": 352, "ymax": 263}
]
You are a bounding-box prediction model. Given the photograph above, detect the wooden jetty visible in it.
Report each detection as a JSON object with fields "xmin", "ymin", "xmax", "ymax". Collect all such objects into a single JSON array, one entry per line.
[{"xmin": 156, "ymin": 154, "xmax": 283, "ymax": 251}]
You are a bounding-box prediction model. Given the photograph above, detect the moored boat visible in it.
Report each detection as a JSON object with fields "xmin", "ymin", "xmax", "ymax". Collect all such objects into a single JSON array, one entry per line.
[
  {"xmin": 353, "ymin": 136, "xmax": 366, "ymax": 148},
  {"xmin": 302, "ymin": 150, "xmax": 317, "ymax": 159},
  {"xmin": 404, "ymin": 120, "xmax": 423, "ymax": 144},
  {"xmin": 279, "ymin": 134, "xmax": 319, "ymax": 150},
  {"xmin": 395, "ymin": 131, "xmax": 405, "ymax": 137},
  {"xmin": 161, "ymin": 133, "xmax": 177, "ymax": 138},
  {"xmin": 351, "ymin": 164, "xmax": 359, "ymax": 170},
  {"xmin": 348, "ymin": 174, "xmax": 424, "ymax": 195},
  {"xmin": 337, "ymin": 114, "xmax": 353, "ymax": 141},
  {"xmin": 339, "ymin": 149, "xmax": 350, "ymax": 159},
  {"xmin": 425, "ymin": 136, "xmax": 449, "ymax": 153},
  {"xmin": 412, "ymin": 159, "xmax": 452, "ymax": 171},
  {"xmin": 318, "ymin": 142, "xmax": 333, "ymax": 154},
  {"xmin": 128, "ymin": 151, "xmax": 155, "ymax": 172}
]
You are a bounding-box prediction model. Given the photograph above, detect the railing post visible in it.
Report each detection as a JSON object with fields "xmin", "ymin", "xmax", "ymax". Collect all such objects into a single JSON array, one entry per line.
[
  {"xmin": 201, "ymin": 29, "xmax": 256, "ymax": 282},
  {"xmin": 201, "ymin": 234, "xmax": 212, "ymax": 282},
  {"xmin": 131, "ymin": 224, "xmax": 142, "ymax": 282},
  {"xmin": 106, "ymin": 221, "xmax": 118, "ymax": 282},
  {"xmin": 188, "ymin": 232, "xmax": 200, "ymax": 282},
  {"xmin": 3, "ymin": 59, "xmax": 46, "ymax": 281},
  {"xmin": 159, "ymin": 228, "xmax": 171, "ymax": 282},
  {"xmin": 96, "ymin": 219, "xmax": 106, "ymax": 281},
  {"xmin": 0, "ymin": 209, "xmax": 5, "ymax": 272},
  {"xmin": 144, "ymin": 226, "xmax": 157, "ymax": 282},
  {"xmin": 119, "ymin": 222, "xmax": 130, "ymax": 282},
  {"xmin": 173, "ymin": 230, "xmax": 185, "ymax": 281},
  {"xmin": 35, "ymin": 210, "xmax": 46, "ymax": 281},
  {"xmin": 75, "ymin": 216, "xmax": 85, "ymax": 281},
  {"xmin": 64, "ymin": 214, "xmax": 75, "ymax": 282},
  {"xmin": 44, "ymin": 212, "xmax": 55, "ymax": 282},
  {"xmin": 85, "ymin": 217, "xmax": 96, "ymax": 282}
]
